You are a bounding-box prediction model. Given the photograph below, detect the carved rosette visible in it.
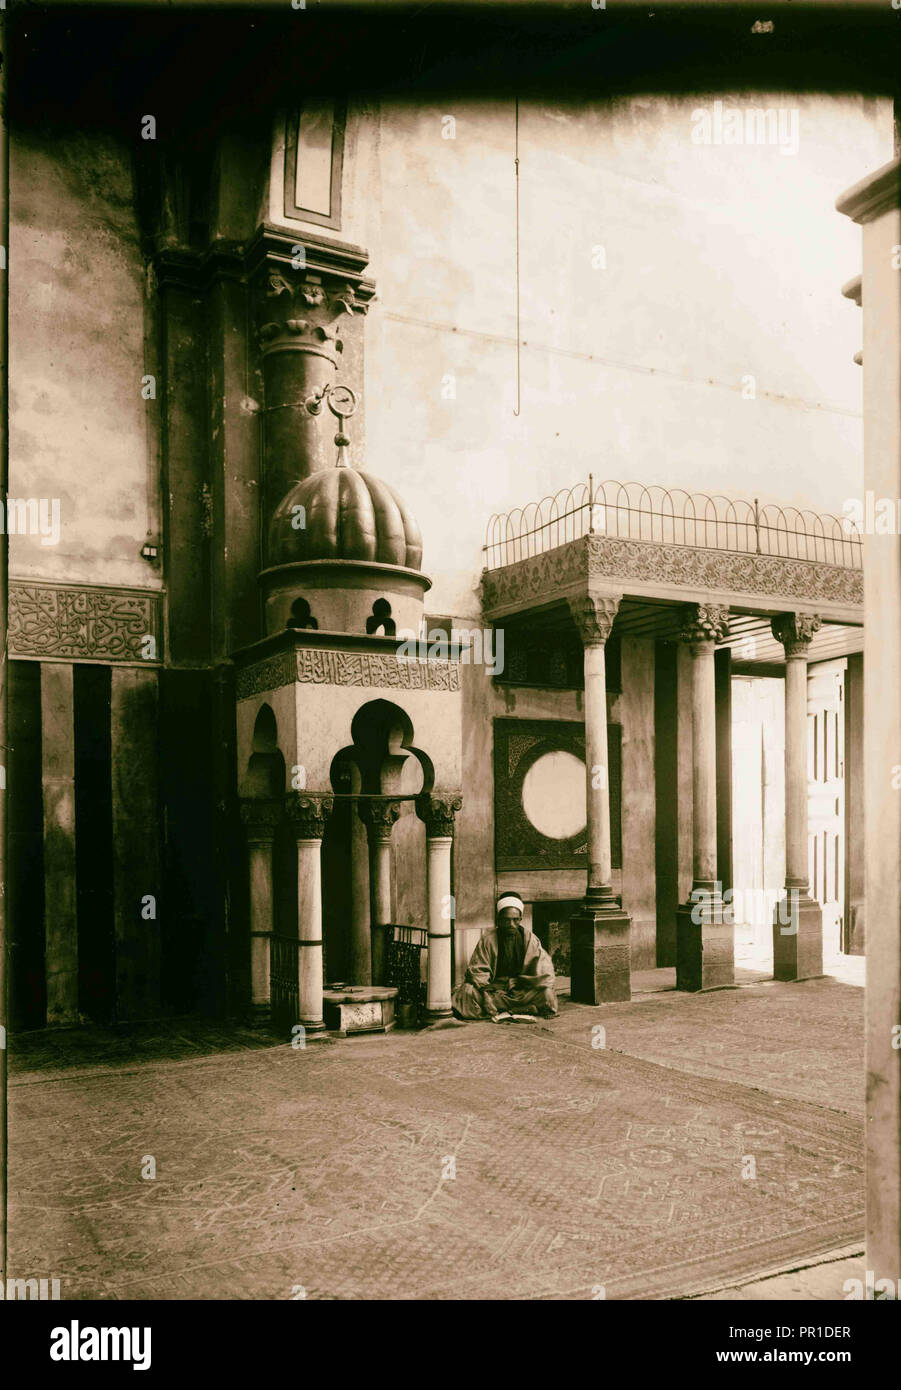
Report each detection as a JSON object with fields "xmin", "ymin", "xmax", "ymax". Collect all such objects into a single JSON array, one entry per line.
[
  {"xmin": 285, "ymin": 792, "xmax": 334, "ymax": 841},
  {"xmin": 258, "ymin": 271, "xmax": 364, "ymax": 363},
  {"xmin": 678, "ymin": 602, "xmax": 731, "ymax": 647},
  {"xmin": 771, "ymin": 612, "xmax": 822, "ymax": 658},
  {"xmin": 360, "ymin": 797, "xmax": 404, "ymax": 844},
  {"xmin": 240, "ymin": 799, "xmax": 282, "ymax": 845},
  {"xmin": 567, "ymin": 593, "xmax": 622, "ymax": 647},
  {"xmin": 416, "ymin": 793, "xmax": 463, "ymax": 839}
]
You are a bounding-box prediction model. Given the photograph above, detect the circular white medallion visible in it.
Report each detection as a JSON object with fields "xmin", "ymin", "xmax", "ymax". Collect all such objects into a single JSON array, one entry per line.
[{"xmin": 521, "ymin": 750, "xmax": 587, "ymax": 840}]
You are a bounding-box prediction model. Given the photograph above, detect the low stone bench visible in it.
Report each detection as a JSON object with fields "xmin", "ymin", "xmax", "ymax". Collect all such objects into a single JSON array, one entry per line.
[{"xmin": 322, "ymin": 985, "xmax": 398, "ymax": 1037}]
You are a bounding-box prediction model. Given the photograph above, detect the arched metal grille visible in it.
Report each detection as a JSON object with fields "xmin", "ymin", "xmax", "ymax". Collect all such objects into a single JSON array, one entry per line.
[{"xmin": 483, "ymin": 477, "xmax": 862, "ymax": 571}]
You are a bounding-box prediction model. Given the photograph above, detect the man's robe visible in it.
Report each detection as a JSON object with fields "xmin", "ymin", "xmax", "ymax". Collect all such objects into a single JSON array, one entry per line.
[{"xmin": 452, "ymin": 928, "xmax": 558, "ymax": 1019}]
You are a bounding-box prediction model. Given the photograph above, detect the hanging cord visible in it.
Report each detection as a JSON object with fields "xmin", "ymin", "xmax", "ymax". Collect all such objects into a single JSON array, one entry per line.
[{"xmin": 513, "ymin": 98, "xmax": 521, "ymax": 417}]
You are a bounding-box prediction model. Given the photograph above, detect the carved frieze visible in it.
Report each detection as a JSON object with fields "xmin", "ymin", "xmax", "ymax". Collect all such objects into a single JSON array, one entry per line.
[
  {"xmin": 236, "ymin": 647, "xmax": 461, "ymax": 700},
  {"xmin": 236, "ymin": 651, "xmax": 297, "ymax": 700},
  {"xmin": 8, "ymin": 581, "xmax": 162, "ymax": 663},
  {"xmin": 481, "ymin": 534, "xmax": 864, "ymax": 615}
]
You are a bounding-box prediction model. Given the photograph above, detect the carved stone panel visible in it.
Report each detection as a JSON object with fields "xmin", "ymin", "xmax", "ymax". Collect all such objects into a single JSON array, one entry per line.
[
  {"xmin": 236, "ymin": 646, "xmax": 461, "ymax": 699},
  {"xmin": 8, "ymin": 581, "xmax": 162, "ymax": 664}
]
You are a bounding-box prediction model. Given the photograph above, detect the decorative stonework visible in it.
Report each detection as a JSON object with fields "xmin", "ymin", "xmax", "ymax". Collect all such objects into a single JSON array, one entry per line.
[
  {"xmin": 415, "ymin": 793, "xmax": 463, "ymax": 839},
  {"xmin": 285, "ymin": 793, "xmax": 334, "ymax": 840},
  {"xmin": 493, "ymin": 717, "xmax": 622, "ymax": 872},
  {"xmin": 480, "ymin": 535, "xmax": 864, "ymax": 616},
  {"xmin": 240, "ymin": 799, "xmax": 283, "ymax": 842},
  {"xmin": 8, "ymin": 581, "xmax": 162, "ymax": 663},
  {"xmin": 361, "ymin": 798, "xmax": 404, "ymax": 843},
  {"xmin": 771, "ymin": 612, "xmax": 822, "ymax": 657},
  {"xmin": 568, "ymin": 593, "xmax": 622, "ymax": 646},
  {"xmin": 258, "ymin": 269, "xmax": 366, "ymax": 362},
  {"xmin": 236, "ymin": 651, "xmax": 297, "ymax": 699},
  {"xmin": 236, "ymin": 647, "xmax": 460, "ymax": 700},
  {"xmin": 678, "ymin": 603, "xmax": 731, "ymax": 646}
]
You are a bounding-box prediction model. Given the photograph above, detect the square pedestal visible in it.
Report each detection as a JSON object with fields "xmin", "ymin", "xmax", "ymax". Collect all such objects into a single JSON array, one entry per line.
[
  {"xmin": 323, "ymin": 985, "xmax": 398, "ymax": 1036},
  {"xmin": 570, "ymin": 907, "xmax": 632, "ymax": 1004},
  {"xmin": 773, "ymin": 896, "xmax": 823, "ymax": 981},
  {"xmin": 676, "ymin": 900, "xmax": 734, "ymax": 992}
]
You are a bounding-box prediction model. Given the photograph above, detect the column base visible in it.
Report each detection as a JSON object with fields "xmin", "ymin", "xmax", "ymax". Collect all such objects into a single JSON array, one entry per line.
[
  {"xmin": 773, "ymin": 893, "xmax": 823, "ymax": 981},
  {"xmin": 676, "ymin": 895, "xmax": 734, "ymax": 992},
  {"xmin": 569, "ymin": 903, "xmax": 632, "ymax": 1004},
  {"xmin": 247, "ymin": 1002, "xmax": 272, "ymax": 1029},
  {"xmin": 299, "ymin": 1018, "xmax": 328, "ymax": 1036},
  {"xmin": 424, "ymin": 1005, "xmax": 453, "ymax": 1022}
]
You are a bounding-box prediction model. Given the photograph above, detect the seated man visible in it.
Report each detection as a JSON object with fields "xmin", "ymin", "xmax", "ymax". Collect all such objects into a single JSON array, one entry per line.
[{"xmin": 452, "ymin": 893, "xmax": 558, "ymax": 1021}]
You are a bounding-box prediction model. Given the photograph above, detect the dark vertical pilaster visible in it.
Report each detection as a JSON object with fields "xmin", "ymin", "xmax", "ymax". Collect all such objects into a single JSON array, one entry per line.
[
  {"xmin": 9, "ymin": 661, "xmax": 45, "ymax": 1030},
  {"xmin": 74, "ymin": 664, "xmax": 114, "ymax": 1023},
  {"xmin": 40, "ymin": 663, "xmax": 78, "ymax": 1024},
  {"xmin": 110, "ymin": 667, "xmax": 160, "ymax": 1021}
]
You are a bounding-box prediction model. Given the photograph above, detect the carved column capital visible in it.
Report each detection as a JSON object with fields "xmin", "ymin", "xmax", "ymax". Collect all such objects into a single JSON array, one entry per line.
[
  {"xmin": 285, "ymin": 792, "xmax": 334, "ymax": 841},
  {"xmin": 678, "ymin": 602, "xmax": 731, "ymax": 647},
  {"xmin": 240, "ymin": 798, "xmax": 282, "ymax": 844},
  {"xmin": 360, "ymin": 797, "xmax": 404, "ymax": 844},
  {"xmin": 771, "ymin": 612, "xmax": 822, "ymax": 658},
  {"xmin": 257, "ymin": 269, "xmax": 363, "ymax": 363},
  {"xmin": 416, "ymin": 793, "xmax": 463, "ymax": 838},
  {"xmin": 567, "ymin": 593, "xmax": 622, "ymax": 647}
]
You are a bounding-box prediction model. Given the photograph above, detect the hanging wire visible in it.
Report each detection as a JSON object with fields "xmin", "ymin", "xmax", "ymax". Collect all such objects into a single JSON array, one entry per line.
[{"xmin": 513, "ymin": 98, "xmax": 521, "ymax": 416}]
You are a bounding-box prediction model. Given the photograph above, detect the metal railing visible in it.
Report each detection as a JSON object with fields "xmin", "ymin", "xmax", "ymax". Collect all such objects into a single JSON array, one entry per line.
[
  {"xmin": 483, "ymin": 477, "xmax": 862, "ymax": 571},
  {"xmin": 270, "ymin": 934, "xmax": 301, "ymax": 1033}
]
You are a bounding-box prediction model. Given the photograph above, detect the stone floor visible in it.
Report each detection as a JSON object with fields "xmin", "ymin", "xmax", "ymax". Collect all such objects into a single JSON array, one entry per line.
[{"xmin": 7, "ymin": 969, "xmax": 864, "ymax": 1301}]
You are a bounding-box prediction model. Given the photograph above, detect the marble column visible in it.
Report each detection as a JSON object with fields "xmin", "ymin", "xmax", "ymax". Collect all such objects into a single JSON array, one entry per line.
[
  {"xmin": 349, "ymin": 777, "xmax": 372, "ymax": 986},
  {"xmin": 838, "ymin": 153, "xmax": 901, "ymax": 1285},
  {"xmin": 770, "ymin": 613, "xmax": 823, "ymax": 980},
  {"xmin": 567, "ymin": 593, "xmax": 632, "ymax": 1003},
  {"xmin": 240, "ymin": 799, "xmax": 281, "ymax": 1023},
  {"xmin": 675, "ymin": 603, "xmax": 733, "ymax": 991},
  {"xmin": 286, "ymin": 793, "xmax": 333, "ymax": 1033},
  {"xmin": 361, "ymin": 799, "xmax": 402, "ymax": 987},
  {"xmin": 416, "ymin": 794, "xmax": 463, "ymax": 1020}
]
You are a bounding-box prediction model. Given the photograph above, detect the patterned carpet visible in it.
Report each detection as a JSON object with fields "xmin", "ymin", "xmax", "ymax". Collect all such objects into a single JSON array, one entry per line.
[
  {"xmin": 545, "ymin": 977, "xmax": 864, "ymax": 1115},
  {"xmin": 9, "ymin": 1002, "xmax": 863, "ymax": 1300}
]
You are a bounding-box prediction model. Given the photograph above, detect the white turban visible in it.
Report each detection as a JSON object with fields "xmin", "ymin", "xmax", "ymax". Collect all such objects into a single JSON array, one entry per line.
[{"xmin": 496, "ymin": 893, "xmax": 524, "ymax": 915}]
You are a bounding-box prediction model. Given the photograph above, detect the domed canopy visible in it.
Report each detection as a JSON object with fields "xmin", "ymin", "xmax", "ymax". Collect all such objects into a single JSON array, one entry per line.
[{"xmin": 268, "ymin": 467, "xmax": 423, "ymax": 571}]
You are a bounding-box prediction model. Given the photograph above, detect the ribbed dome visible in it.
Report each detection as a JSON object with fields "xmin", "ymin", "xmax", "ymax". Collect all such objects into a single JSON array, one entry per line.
[{"xmin": 268, "ymin": 467, "xmax": 423, "ymax": 570}]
